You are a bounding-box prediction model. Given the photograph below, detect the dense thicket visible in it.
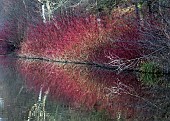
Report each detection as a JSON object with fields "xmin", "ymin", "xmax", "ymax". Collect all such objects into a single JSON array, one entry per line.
[{"xmin": 0, "ymin": 0, "xmax": 170, "ymax": 71}]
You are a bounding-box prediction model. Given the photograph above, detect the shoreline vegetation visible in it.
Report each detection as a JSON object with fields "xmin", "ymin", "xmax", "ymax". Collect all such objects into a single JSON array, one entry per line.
[
  {"xmin": 0, "ymin": 0, "xmax": 169, "ymax": 73},
  {"xmin": 0, "ymin": 53, "xmax": 166, "ymax": 75},
  {"xmin": 0, "ymin": 53, "xmax": 165, "ymax": 75}
]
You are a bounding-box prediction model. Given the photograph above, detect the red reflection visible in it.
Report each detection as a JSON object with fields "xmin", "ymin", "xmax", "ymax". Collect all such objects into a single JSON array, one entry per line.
[{"xmin": 18, "ymin": 60, "xmax": 144, "ymax": 119}]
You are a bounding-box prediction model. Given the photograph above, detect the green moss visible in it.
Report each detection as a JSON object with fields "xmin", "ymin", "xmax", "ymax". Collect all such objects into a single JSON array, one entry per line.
[
  {"xmin": 140, "ymin": 73, "xmax": 160, "ymax": 86},
  {"xmin": 140, "ymin": 62, "xmax": 160, "ymax": 73},
  {"xmin": 139, "ymin": 62, "xmax": 162, "ymax": 86}
]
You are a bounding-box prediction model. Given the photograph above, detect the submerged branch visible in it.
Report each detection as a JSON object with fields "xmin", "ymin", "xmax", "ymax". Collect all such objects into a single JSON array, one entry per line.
[
  {"xmin": 6, "ymin": 54, "xmax": 168, "ymax": 74},
  {"xmin": 105, "ymin": 47, "xmax": 165, "ymax": 73}
]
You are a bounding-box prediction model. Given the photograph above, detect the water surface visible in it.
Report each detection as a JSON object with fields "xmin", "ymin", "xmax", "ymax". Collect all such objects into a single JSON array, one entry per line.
[{"xmin": 0, "ymin": 55, "xmax": 170, "ymax": 121}]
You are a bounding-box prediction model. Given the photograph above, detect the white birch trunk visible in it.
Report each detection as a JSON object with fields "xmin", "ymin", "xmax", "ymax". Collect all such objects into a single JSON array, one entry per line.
[{"xmin": 42, "ymin": 4, "xmax": 46, "ymax": 23}]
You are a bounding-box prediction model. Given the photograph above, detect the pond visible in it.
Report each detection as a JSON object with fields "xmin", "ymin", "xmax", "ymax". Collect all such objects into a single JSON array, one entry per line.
[{"xmin": 0, "ymin": 55, "xmax": 170, "ymax": 121}]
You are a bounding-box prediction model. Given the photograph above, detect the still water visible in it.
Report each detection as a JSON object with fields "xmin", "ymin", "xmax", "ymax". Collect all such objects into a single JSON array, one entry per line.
[{"xmin": 0, "ymin": 55, "xmax": 170, "ymax": 121}]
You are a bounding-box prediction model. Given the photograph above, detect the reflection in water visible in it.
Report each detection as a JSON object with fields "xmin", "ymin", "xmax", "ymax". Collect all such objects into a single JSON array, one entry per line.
[
  {"xmin": 0, "ymin": 98, "xmax": 4, "ymax": 111},
  {"xmin": 0, "ymin": 56, "xmax": 37, "ymax": 121},
  {"xmin": 0, "ymin": 56, "xmax": 170, "ymax": 120},
  {"xmin": 0, "ymin": 56, "xmax": 9, "ymax": 120},
  {"xmin": 0, "ymin": 98, "xmax": 5, "ymax": 120},
  {"xmin": 16, "ymin": 57, "xmax": 170, "ymax": 120}
]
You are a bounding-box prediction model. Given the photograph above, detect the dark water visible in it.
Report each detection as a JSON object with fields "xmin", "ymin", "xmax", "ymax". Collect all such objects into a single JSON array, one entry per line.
[{"xmin": 0, "ymin": 55, "xmax": 170, "ymax": 121}]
